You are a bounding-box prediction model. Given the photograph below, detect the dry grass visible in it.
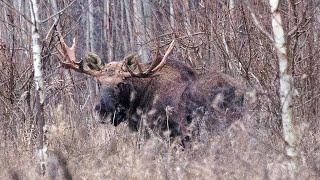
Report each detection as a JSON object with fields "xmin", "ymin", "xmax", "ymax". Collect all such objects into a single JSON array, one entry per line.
[{"xmin": 1, "ymin": 99, "xmax": 319, "ymax": 180}]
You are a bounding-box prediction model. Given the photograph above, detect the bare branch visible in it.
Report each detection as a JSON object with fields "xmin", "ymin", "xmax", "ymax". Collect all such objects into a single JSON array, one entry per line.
[
  {"xmin": 40, "ymin": 0, "xmax": 76, "ymax": 23},
  {"xmin": 244, "ymin": 1, "xmax": 274, "ymax": 42}
]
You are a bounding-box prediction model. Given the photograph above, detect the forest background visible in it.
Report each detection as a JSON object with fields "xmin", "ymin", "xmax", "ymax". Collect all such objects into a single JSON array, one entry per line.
[{"xmin": 0, "ymin": 0, "xmax": 319, "ymax": 179}]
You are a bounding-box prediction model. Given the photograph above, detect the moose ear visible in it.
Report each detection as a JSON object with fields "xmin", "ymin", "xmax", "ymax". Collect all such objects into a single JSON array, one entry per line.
[
  {"xmin": 123, "ymin": 53, "xmax": 137, "ymax": 66},
  {"xmin": 84, "ymin": 52, "xmax": 104, "ymax": 71},
  {"xmin": 122, "ymin": 53, "xmax": 139, "ymax": 71},
  {"xmin": 120, "ymin": 54, "xmax": 137, "ymax": 77}
]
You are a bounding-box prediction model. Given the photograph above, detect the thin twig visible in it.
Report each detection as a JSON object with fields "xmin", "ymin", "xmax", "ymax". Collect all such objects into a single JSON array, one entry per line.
[
  {"xmin": 244, "ymin": 1, "xmax": 274, "ymax": 42},
  {"xmin": 40, "ymin": 0, "xmax": 77, "ymax": 24}
]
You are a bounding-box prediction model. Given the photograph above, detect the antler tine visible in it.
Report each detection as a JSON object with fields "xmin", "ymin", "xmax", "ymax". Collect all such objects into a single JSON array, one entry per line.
[
  {"xmin": 124, "ymin": 39, "xmax": 175, "ymax": 78},
  {"xmin": 151, "ymin": 39, "xmax": 175, "ymax": 73},
  {"xmin": 125, "ymin": 62, "xmax": 138, "ymax": 77},
  {"xmin": 140, "ymin": 39, "xmax": 175, "ymax": 76},
  {"xmin": 71, "ymin": 37, "xmax": 76, "ymax": 50},
  {"xmin": 57, "ymin": 31, "xmax": 79, "ymax": 64},
  {"xmin": 56, "ymin": 31, "xmax": 102, "ymax": 77}
]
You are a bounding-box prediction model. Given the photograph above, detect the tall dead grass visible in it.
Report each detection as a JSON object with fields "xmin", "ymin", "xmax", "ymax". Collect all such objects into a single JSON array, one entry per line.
[{"xmin": 1, "ymin": 95, "xmax": 319, "ymax": 179}]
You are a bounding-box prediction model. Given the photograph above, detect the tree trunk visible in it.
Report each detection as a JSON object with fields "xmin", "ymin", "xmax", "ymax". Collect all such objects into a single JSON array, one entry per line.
[
  {"xmin": 182, "ymin": 0, "xmax": 191, "ymax": 34},
  {"xmin": 269, "ymin": 0, "xmax": 298, "ymax": 176},
  {"xmin": 88, "ymin": 0, "xmax": 95, "ymax": 52},
  {"xmin": 109, "ymin": 0, "xmax": 116, "ymax": 60},
  {"xmin": 102, "ymin": 0, "xmax": 109, "ymax": 62},
  {"xmin": 29, "ymin": 0, "xmax": 47, "ymax": 176},
  {"xmin": 120, "ymin": 0, "xmax": 128, "ymax": 53},
  {"xmin": 124, "ymin": 0, "xmax": 134, "ymax": 50},
  {"xmin": 87, "ymin": 0, "xmax": 99, "ymax": 103},
  {"xmin": 133, "ymin": 0, "xmax": 148, "ymax": 62},
  {"xmin": 169, "ymin": 0, "xmax": 175, "ymax": 28}
]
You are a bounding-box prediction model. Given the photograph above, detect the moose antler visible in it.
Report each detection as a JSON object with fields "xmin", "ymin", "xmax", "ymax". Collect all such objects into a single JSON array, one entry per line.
[
  {"xmin": 124, "ymin": 39, "xmax": 176, "ymax": 78},
  {"xmin": 57, "ymin": 32, "xmax": 103, "ymax": 76}
]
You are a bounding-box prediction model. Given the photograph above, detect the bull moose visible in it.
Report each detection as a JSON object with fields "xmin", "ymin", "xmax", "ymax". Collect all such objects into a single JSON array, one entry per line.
[{"xmin": 57, "ymin": 34, "xmax": 244, "ymax": 141}]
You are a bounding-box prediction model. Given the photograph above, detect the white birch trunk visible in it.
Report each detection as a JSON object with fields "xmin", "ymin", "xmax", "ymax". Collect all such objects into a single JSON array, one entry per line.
[
  {"xmin": 269, "ymin": 0, "xmax": 298, "ymax": 176},
  {"xmin": 30, "ymin": 0, "xmax": 44, "ymax": 123},
  {"xmin": 29, "ymin": 0, "xmax": 47, "ymax": 175},
  {"xmin": 229, "ymin": 0, "xmax": 235, "ymax": 9}
]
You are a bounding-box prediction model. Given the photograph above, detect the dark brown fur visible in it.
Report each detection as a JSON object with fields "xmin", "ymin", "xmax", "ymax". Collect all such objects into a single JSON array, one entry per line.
[{"xmin": 94, "ymin": 58, "xmax": 244, "ymax": 140}]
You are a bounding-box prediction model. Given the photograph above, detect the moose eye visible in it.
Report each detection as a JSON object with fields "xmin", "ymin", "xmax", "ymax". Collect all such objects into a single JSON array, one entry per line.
[{"xmin": 127, "ymin": 60, "xmax": 133, "ymax": 66}]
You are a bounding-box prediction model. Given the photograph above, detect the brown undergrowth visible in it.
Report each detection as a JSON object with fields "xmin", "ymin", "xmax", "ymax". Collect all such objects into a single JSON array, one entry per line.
[{"xmin": 1, "ymin": 99, "xmax": 319, "ymax": 179}]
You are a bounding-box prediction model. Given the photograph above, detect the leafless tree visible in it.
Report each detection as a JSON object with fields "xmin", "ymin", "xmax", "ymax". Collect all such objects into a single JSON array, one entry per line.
[{"xmin": 29, "ymin": 0, "xmax": 47, "ymax": 176}]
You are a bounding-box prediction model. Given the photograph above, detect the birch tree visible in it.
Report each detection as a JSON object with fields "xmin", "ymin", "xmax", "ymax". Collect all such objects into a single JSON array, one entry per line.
[
  {"xmin": 29, "ymin": 0, "xmax": 47, "ymax": 175},
  {"xmin": 269, "ymin": 0, "xmax": 298, "ymax": 175},
  {"xmin": 245, "ymin": 0, "xmax": 299, "ymax": 176}
]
